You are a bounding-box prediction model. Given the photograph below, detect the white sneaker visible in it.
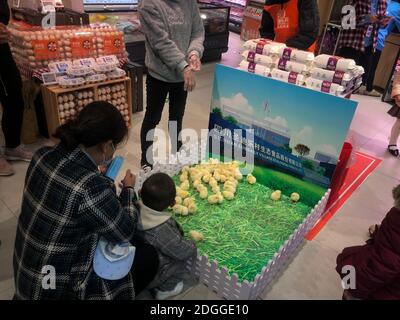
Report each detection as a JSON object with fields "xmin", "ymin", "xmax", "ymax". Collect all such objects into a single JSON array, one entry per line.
[
  {"xmin": 155, "ymin": 281, "xmax": 184, "ymax": 300},
  {"xmin": 5, "ymin": 145, "xmax": 33, "ymax": 162}
]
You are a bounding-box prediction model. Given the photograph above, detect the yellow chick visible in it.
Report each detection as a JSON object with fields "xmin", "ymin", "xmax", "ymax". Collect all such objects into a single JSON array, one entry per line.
[
  {"xmin": 182, "ymin": 166, "xmax": 190, "ymax": 173},
  {"xmin": 183, "ymin": 197, "xmax": 195, "ymax": 207},
  {"xmin": 247, "ymin": 174, "xmax": 256, "ymax": 185},
  {"xmin": 212, "ymin": 185, "xmax": 220, "ymax": 194},
  {"xmin": 219, "ymin": 175, "xmax": 227, "ymax": 183},
  {"xmin": 290, "ymin": 192, "xmax": 300, "ymax": 203},
  {"xmin": 172, "ymin": 204, "xmax": 189, "ymax": 216},
  {"xmin": 177, "ymin": 189, "xmax": 189, "ymax": 199},
  {"xmin": 189, "ymin": 230, "xmax": 204, "ymax": 242},
  {"xmin": 193, "ymin": 180, "xmax": 202, "ymax": 189},
  {"xmin": 224, "ymin": 180, "xmax": 237, "ymax": 189},
  {"xmin": 213, "ymin": 173, "xmax": 221, "ymax": 182},
  {"xmin": 180, "ymin": 173, "xmax": 188, "ymax": 183},
  {"xmin": 188, "ymin": 203, "xmax": 197, "ymax": 214},
  {"xmin": 199, "ymin": 189, "xmax": 208, "ymax": 199},
  {"xmin": 217, "ymin": 193, "xmax": 224, "ymax": 203},
  {"xmin": 202, "ymin": 174, "xmax": 211, "ymax": 183},
  {"xmin": 222, "ymin": 190, "xmax": 235, "ymax": 200},
  {"xmin": 235, "ymin": 172, "xmax": 243, "ymax": 181},
  {"xmin": 271, "ymin": 190, "xmax": 282, "ymax": 201},
  {"xmin": 209, "ymin": 179, "xmax": 218, "ymax": 188},
  {"xmin": 175, "ymin": 196, "xmax": 183, "ymax": 205},
  {"xmin": 224, "ymin": 185, "xmax": 236, "ymax": 194},
  {"xmin": 180, "ymin": 180, "xmax": 190, "ymax": 191},
  {"xmin": 208, "ymin": 194, "xmax": 220, "ymax": 205}
]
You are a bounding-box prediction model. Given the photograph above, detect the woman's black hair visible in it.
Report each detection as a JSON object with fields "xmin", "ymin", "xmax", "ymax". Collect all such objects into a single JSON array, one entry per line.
[
  {"xmin": 54, "ymin": 101, "xmax": 128, "ymax": 150},
  {"xmin": 141, "ymin": 173, "xmax": 177, "ymax": 212}
]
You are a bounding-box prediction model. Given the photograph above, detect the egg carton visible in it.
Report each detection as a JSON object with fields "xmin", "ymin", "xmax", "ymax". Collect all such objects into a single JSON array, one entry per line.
[{"xmin": 134, "ymin": 141, "xmax": 331, "ymax": 300}]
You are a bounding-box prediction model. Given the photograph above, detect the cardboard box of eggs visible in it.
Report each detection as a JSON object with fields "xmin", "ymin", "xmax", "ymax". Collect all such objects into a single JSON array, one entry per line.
[
  {"xmin": 57, "ymin": 90, "xmax": 95, "ymax": 125},
  {"xmin": 8, "ymin": 22, "xmax": 128, "ymax": 71},
  {"xmin": 98, "ymin": 83, "xmax": 131, "ymax": 127}
]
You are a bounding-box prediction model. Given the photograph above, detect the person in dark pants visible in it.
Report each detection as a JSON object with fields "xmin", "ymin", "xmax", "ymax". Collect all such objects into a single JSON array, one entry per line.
[
  {"xmin": 139, "ymin": 0, "xmax": 205, "ymax": 171},
  {"xmin": 0, "ymin": 0, "xmax": 33, "ymax": 176},
  {"xmin": 364, "ymin": 0, "xmax": 400, "ymax": 96}
]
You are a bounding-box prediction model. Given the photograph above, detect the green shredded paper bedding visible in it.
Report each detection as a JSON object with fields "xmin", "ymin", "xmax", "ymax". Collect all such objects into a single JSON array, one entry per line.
[{"xmin": 172, "ymin": 176, "xmax": 312, "ymax": 283}]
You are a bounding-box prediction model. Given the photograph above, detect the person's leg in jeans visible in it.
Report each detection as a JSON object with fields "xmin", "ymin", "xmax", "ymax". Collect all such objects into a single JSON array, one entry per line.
[
  {"xmin": 338, "ymin": 47, "xmax": 361, "ymax": 61},
  {"xmin": 360, "ymin": 46, "xmax": 373, "ymax": 87},
  {"xmin": 366, "ymin": 49, "xmax": 382, "ymax": 93},
  {"xmin": 168, "ymin": 82, "xmax": 188, "ymax": 155},
  {"xmin": 140, "ymin": 75, "xmax": 170, "ymax": 167}
]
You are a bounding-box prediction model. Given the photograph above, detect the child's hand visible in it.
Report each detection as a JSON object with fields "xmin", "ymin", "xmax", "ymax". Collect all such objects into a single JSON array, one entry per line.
[
  {"xmin": 189, "ymin": 54, "xmax": 201, "ymax": 72},
  {"xmin": 121, "ymin": 170, "xmax": 135, "ymax": 189}
]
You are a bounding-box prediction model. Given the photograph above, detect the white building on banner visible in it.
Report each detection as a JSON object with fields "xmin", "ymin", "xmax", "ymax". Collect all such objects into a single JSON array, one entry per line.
[{"xmin": 221, "ymin": 105, "xmax": 291, "ymax": 148}]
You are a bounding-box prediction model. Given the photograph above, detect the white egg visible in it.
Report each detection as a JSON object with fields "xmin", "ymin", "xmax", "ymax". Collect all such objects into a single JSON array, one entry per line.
[
  {"xmin": 58, "ymin": 96, "xmax": 64, "ymax": 104},
  {"xmin": 65, "ymin": 110, "xmax": 71, "ymax": 118},
  {"xmin": 70, "ymin": 109, "xmax": 76, "ymax": 116},
  {"xmin": 66, "ymin": 53, "xmax": 72, "ymax": 58},
  {"xmin": 124, "ymin": 116, "xmax": 130, "ymax": 122},
  {"xmin": 88, "ymin": 98, "xmax": 93, "ymax": 104},
  {"xmin": 106, "ymin": 94, "xmax": 111, "ymax": 101},
  {"xmin": 83, "ymin": 99, "xmax": 89, "ymax": 105},
  {"xmin": 121, "ymin": 97, "xmax": 126, "ymax": 104},
  {"xmin": 68, "ymin": 94, "xmax": 74, "ymax": 101},
  {"xmin": 83, "ymin": 92, "xmax": 88, "ymax": 99},
  {"xmin": 112, "ymin": 100, "xmax": 117, "ymax": 106},
  {"xmin": 69, "ymin": 102, "xmax": 75, "ymax": 109},
  {"xmin": 112, "ymin": 93, "xmax": 118, "ymax": 100},
  {"xmin": 106, "ymin": 87, "xmax": 111, "ymax": 94},
  {"xmin": 59, "ymin": 104, "xmax": 64, "ymax": 111},
  {"xmin": 88, "ymin": 91, "xmax": 94, "ymax": 98},
  {"xmin": 63, "ymin": 95, "xmax": 69, "ymax": 103},
  {"xmin": 78, "ymin": 100, "xmax": 83, "ymax": 107},
  {"xmin": 59, "ymin": 111, "xmax": 65, "ymax": 119}
]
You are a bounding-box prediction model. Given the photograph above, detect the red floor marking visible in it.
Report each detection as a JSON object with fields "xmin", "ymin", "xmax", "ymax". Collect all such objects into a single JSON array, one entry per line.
[{"xmin": 306, "ymin": 152, "xmax": 382, "ymax": 241}]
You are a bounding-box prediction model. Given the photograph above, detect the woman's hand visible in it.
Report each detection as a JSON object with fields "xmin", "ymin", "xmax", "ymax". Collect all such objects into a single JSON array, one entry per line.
[
  {"xmin": 189, "ymin": 54, "xmax": 201, "ymax": 72},
  {"xmin": 183, "ymin": 66, "xmax": 196, "ymax": 92},
  {"xmin": 121, "ymin": 170, "xmax": 135, "ymax": 189},
  {"xmin": 0, "ymin": 23, "xmax": 10, "ymax": 44}
]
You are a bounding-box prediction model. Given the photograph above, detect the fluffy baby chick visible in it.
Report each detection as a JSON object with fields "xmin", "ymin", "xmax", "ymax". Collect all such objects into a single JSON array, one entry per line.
[
  {"xmin": 224, "ymin": 180, "xmax": 237, "ymax": 189},
  {"xmin": 188, "ymin": 203, "xmax": 197, "ymax": 214},
  {"xmin": 235, "ymin": 169, "xmax": 243, "ymax": 181},
  {"xmin": 175, "ymin": 196, "xmax": 183, "ymax": 205},
  {"xmin": 222, "ymin": 190, "xmax": 234, "ymax": 200},
  {"xmin": 247, "ymin": 174, "xmax": 256, "ymax": 185},
  {"xmin": 173, "ymin": 204, "xmax": 189, "ymax": 216},
  {"xmin": 180, "ymin": 180, "xmax": 190, "ymax": 191},
  {"xmin": 180, "ymin": 173, "xmax": 188, "ymax": 183},
  {"xmin": 199, "ymin": 189, "xmax": 208, "ymax": 199},
  {"xmin": 219, "ymin": 175, "xmax": 227, "ymax": 183},
  {"xmin": 212, "ymin": 185, "xmax": 220, "ymax": 194},
  {"xmin": 290, "ymin": 192, "xmax": 300, "ymax": 203},
  {"xmin": 224, "ymin": 185, "xmax": 236, "ymax": 194},
  {"xmin": 176, "ymin": 189, "xmax": 189, "ymax": 199},
  {"xmin": 183, "ymin": 197, "xmax": 195, "ymax": 207},
  {"xmin": 189, "ymin": 230, "xmax": 204, "ymax": 242},
  {"xmin": 271, "ymin": 190, "xmax": 282, "ymax": 201},
  {"xmin": 216, "ymin": 192, "xmax": 224, "ymax": 204},
  {"xmin": 208, "ymin": 194, "xmax": 220, "ymax": 205},
  {"xmin": 202, "ymin": 174, "xmax": 211, "ymax": 183},
  {"xmin": 193, "ymin": 180, "xmax": 202, "ymax": 189},
  {"xmin": 209, "ymin": 178, "xmax": 218, "ymax": 188}
]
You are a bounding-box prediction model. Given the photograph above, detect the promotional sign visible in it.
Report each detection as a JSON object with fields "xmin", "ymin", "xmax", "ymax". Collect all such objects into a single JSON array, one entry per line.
[
  {"xmin": 208, "ymin": 64, "xmax": 358, "ymax": 206},
  {"xmin": 103, "ymin": 35, "xmax": 124, "ymax": 55}
]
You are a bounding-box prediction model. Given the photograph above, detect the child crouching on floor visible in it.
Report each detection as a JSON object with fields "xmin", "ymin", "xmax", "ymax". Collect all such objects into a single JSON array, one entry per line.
[{"xmin": 137, "ymin": 173, "xmax": 197, "ymax": 300}]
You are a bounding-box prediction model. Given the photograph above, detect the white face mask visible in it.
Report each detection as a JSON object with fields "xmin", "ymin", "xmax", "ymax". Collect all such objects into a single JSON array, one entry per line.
[{"xmin": 102, "ymin": 143, "xmax": 116, "ymax": 167}]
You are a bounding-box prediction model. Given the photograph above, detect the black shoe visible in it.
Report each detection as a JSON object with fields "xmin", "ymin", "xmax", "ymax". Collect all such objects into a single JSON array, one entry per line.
[{"xmin": 388, "ymin": 145, "xmax": 399, "ymax": 157}]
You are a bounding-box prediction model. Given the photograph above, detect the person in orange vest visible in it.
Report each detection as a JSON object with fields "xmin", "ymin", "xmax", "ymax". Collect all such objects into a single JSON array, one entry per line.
[{"xmin": 259, "ymin": 0, "xmax": 320, "ymax": 52}]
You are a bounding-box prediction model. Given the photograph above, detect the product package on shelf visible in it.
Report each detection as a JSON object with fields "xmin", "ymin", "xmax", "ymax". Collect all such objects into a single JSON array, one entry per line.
[
  {"xmin": 241, "ymin": 50, "xmax": 276, "ymax": 68},
  {"xmin": 277, "ymin": 58, "xmax": 309, "ymax": 75},
  {"xmin": 305, "ymin": 78, "xmax": 345, "ymax": 96},
  {"xmin": 243, "ymin": 38, "xmax": 286, "ymax": 56},
  {"xmin": 8, "ymin": 21, "xmax": 128, "ymax": 79},
  {"xmin": 278, "ymin": 47, "xmax": 315, "ymax": 65},
  {"xmin": 271, "ymin": 68, "xmax": 305, "ymax": 86},
  {"xmin": 238, "ymin": 60, "xmax": 271, "ymax": 77},
  {"xmin": 314, "ymin": 54, "xmax": 357, "ymax": 73}
]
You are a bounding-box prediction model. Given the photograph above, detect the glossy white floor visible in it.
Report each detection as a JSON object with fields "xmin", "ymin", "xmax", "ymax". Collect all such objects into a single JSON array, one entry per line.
[{"xmin": 1, "ymin": 33, "xmax": 399, "ymax": 300}]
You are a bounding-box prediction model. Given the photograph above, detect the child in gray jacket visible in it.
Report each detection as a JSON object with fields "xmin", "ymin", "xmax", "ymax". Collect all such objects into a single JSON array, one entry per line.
[{"xmin": 137, "ymin": 173, "xmax": 197, "ymax": 300}]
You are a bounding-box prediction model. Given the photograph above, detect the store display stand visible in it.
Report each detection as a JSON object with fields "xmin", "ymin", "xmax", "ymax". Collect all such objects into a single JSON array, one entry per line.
[
  {"xmin": 133, "ymin": 145, "xmax": 330, "ymax": 300},
  {"xmin": 41, "ymin": 77, "xmax": 132, "ymax": 141}
]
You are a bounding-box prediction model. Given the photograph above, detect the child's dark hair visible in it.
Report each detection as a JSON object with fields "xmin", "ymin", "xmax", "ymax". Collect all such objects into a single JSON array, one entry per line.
[
  {"xmin": 141, "ymin": 173, "xmax": 176, "ymax": 211},
  {"xmin": 54, "ymin": 101, "xmax": 128, "ymax": 150}
]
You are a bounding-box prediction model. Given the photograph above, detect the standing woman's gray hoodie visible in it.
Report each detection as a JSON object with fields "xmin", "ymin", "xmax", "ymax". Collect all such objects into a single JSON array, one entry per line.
[{"xmin": 138, "ymin": 0, "xmax": 205, "ymax": 83}]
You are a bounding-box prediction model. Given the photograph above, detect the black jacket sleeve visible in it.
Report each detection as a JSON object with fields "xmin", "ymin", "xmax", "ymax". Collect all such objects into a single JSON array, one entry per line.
[
  {"xmin": 0, "ymin": 0, "xmax": 10, "ymax": 25},
  {"xmin": 286, "ymin": 0, "xmax": 320, "ymax": 50}
]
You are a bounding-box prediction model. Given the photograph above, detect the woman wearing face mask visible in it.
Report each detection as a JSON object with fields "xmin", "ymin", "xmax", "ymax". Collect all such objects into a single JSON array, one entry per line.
[{"xmin": 13, "ymin": 101, "xmax": 159, "ymax": 300}]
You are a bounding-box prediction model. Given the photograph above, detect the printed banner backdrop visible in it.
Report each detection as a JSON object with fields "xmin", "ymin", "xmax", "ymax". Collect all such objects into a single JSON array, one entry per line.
[{"xmin": 208, "ymin": 64, "xmax": 358, "ymax": 207}]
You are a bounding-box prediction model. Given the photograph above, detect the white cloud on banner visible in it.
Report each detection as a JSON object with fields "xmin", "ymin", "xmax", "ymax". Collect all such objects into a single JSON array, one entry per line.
[
  {"xmin": 264, "ymin": 116, "xmax": 288, "ymax": 129},
  {"xmin": 292, "ymin": 126, "xmax": 313, "ymax": 147},
  {"xmin": 220, "ymin": 93, "xmax": 254, "ymax": 115},
  {"xmin": 316, "ymin": 144, "xmax": 339, "ymax": 158}
]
